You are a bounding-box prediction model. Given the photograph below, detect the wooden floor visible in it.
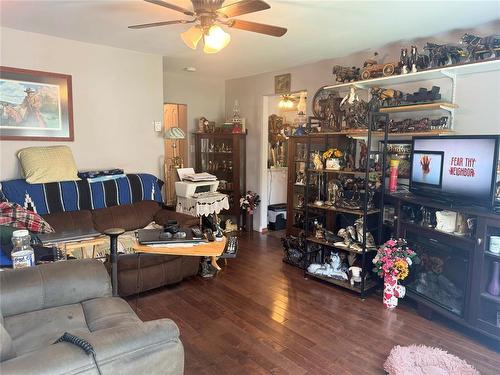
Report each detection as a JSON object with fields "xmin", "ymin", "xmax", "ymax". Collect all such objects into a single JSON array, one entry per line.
[{"xmin": 129, "ymin": 232, "xmax": 500, "ymax": 374}]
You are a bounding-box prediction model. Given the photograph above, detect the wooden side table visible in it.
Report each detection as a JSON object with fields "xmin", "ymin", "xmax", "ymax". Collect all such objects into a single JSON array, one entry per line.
[
  {"xmin": 133, "ymin": 238, "xmax": 226, "ymax": 270},
  {"xmin": 64, "ymin": 237, "xmax": 108, "ymax": 259}
]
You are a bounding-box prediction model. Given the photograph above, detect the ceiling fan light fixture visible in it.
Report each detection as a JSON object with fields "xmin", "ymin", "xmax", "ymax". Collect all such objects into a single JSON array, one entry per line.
[
  {"xmin": 181, "ymin": 25, "xmax": 203, "ymax": 49},
  {"xmin": 203, "ymin": 25, "xmax": 231, "ymax": 53}
]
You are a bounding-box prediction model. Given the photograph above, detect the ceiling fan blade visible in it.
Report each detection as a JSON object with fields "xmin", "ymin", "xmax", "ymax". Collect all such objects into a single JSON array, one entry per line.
[
  {"xmin": 144, "ymin": 0, "xmax": 195, "ymax": 16},
  {"xmin": 228, "ymin": 19, "xmax": 287, "ymax": 37},
  {"xmin": 128, "ymin": 19, "xmax": 194, "ymax": 29},
  {"xmin": 218, "ymin": 0, "xmax": 270, "ymax": 18}
]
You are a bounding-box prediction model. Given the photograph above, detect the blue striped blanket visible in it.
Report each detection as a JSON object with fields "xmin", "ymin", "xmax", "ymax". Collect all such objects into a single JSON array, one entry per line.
[{"xmin": 0, "ymin": 174, "xmax": 163, "ymax": 215}]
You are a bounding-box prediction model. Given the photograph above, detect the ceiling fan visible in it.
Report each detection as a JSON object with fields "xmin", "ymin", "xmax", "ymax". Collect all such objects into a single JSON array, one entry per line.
[{"xmin": 128, "ymin": 0, "xmax": 287, "ymax": 54}]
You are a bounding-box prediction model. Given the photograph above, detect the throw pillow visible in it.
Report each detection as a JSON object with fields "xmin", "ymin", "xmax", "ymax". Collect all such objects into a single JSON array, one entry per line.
[
  {"xmin": 0, "ymin": 202, "xmax": 54, "ymax": 233},
  {"xmin": 17, "ymin": 145, "xmax": 80, "ymax": 184}
]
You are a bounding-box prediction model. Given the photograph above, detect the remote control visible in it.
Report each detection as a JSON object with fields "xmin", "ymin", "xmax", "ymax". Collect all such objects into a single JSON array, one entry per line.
[
  {"xmin": 191, "ymin": 227, "xmax": 204, "ymax": 239},
  {"xmin": 204, "ymin": 229, "xmax": 215, "ymax": 242}
]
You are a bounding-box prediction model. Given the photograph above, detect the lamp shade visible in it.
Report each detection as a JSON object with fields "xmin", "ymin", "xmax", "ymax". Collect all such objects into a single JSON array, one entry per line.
[
  {"xmin": 203, "ymin": 25, "xmax": 231, "ymax": 54},
  {"xmin": 164, "ymin": 127, "xmax": 186, "ymax": 140},
  {"xmin": 181, "ymin": 26, "xmax": 203, "ymax": 50}
]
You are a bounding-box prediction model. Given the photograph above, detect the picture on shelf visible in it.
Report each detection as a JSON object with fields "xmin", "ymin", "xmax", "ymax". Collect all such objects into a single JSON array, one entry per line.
[
  {"xmin": 380, "ymin": 141, "xmax": 412, "ymax": 180},
  {"xmin": 411, "ymin": 150, "xmax": 444, "ymax": 187}
]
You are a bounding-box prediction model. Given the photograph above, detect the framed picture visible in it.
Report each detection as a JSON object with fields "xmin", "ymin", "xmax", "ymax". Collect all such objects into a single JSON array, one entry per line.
[
  {"xmin": 0, "ymin": 66, "xmax": 74, "ymax": 141},
  {"xmin": 380, "ymin": 140, "xmax": 412, "ymax": 182},
  {"xmin": 274, "ymin": 73, "xmax": 291, "ymax": 95}
]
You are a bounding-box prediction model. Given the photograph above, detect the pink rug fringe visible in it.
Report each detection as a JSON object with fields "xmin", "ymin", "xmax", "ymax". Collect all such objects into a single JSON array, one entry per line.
[{"xmin": 384, "ymin": 344, "xmax": 480, "ymax": 375}]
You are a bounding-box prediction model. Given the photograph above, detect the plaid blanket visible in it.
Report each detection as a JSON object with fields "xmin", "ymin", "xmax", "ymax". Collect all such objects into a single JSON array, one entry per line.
[
  {"xmin": 0, "ymin": 173, "xmax": 163, "ymax": 215},
  {"xmin": 0, "ymin": 201, "xmax": 54, "ymax": 233}
]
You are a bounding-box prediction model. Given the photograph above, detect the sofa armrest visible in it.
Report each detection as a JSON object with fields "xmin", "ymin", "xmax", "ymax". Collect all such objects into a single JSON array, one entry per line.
[
  {"xmin": 0, "ymin": 259, "xmax": 111, "ymax": 317},
  {"xmin": 0, "ymin": 319, "xmax": 184, "ymax": 375}
]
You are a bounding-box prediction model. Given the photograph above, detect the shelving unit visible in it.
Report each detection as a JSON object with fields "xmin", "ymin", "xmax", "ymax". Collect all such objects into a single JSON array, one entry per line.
[
  {"xmin": 378, "ymin": 102, "xmax": 457, "ymax": 113},
  {"xmin": 300, "ymin": 116, "xmax": 389, "ymax": 298}
]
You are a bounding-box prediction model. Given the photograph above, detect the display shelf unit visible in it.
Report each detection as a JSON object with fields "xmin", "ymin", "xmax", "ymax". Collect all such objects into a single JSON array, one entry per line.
[
  {"xmin": 193, "ymin": 132, "xmax": 246, "ymax": 224},
  {"xmin": 301, "ymin": 114, "xmax": 389, "ymax": 298}
]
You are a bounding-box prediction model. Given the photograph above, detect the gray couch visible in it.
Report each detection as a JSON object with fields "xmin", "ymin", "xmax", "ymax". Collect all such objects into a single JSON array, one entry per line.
[{"xmin": 0, "ymin": 259, "xmax": 184, "ymax": 374}]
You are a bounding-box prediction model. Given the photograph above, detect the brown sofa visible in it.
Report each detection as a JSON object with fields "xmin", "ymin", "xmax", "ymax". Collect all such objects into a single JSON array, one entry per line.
[{"xmin": 42, "ymin": 201, "xmax": 200, "ymax": 296}]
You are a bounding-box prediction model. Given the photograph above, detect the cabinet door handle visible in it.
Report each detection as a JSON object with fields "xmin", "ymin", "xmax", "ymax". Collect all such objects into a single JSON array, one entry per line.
[{"xmin": 477, "ymin": 238, "xmax": 482, "ymax": 246}]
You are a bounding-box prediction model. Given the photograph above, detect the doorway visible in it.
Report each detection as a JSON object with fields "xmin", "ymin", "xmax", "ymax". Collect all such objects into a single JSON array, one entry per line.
[
  {"xmin": 260, "ymin": 91, "xmax": 307, "ymax": 237},
  {"xmin": 164, "ymin": 103, "xmax": 188, "ymax": 206}
]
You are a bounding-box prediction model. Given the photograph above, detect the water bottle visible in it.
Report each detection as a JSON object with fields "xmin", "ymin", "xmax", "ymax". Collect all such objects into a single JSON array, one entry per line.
[{"xmin": 11, "ymin": 230, "xmax": 35, "ymax": 269}]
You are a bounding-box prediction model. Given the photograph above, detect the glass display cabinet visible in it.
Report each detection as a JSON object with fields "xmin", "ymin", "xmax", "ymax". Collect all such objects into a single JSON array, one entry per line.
[{"xmin": 193, "ymin": 133, "xmax": 246, "ymax": 222}]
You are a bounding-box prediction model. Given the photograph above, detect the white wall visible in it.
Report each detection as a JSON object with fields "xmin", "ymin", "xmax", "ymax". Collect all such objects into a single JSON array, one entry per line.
[
  {"xmin": 226, "ymin": 20, "xmax": 500, "ymax": 231},
  {"xmin": 0, "ymin": 27, "xmax": 164, "ymax": 180},
  {"xmin": 163, "ymin": 63, "xmax": 225, "ymax": 166}
]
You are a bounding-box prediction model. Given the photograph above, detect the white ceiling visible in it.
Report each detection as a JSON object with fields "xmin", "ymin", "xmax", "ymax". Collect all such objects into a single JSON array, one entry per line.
[{"xmin": 1, "ymin": 1, "xmax": 499, "ymax": 79}]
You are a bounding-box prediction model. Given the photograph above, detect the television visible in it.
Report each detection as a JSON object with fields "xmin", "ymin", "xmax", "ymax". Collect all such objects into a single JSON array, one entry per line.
[{"xmin": 409, "ymin": 135, "xmax": 499, "ymax": 208}]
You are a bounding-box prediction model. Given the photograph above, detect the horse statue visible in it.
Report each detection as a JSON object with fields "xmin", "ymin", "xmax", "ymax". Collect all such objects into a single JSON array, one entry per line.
[
  {"xmin": 424, "ymin": 42, "xmax": 465, "ymax": 67},
  {"xmin": 399, "ymin": 48, "xmax": 410, "ymax": 74},
  {"xmin": 460, "ymin": 33, "xmax": 500, "ymax": 61},
  {"xmin": 409, "ymin": 45, "xmax": 430, "ymax": 72}
]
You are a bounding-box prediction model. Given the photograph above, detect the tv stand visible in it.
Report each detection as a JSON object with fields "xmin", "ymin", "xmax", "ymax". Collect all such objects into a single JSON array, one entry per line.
[{"xmin": 385, "ymin": 192, "xmax": 500, "ymax": 343}]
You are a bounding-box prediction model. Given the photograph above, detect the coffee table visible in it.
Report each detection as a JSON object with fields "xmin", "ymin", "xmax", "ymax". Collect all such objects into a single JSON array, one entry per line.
[{"xmin": 132, "ymin": 237, "xmax": 226, "ymax": 270}]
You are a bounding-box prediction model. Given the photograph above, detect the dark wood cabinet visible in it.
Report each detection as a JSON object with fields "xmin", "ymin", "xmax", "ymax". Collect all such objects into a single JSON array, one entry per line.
[
  {"xmin": 387, "ymin": 192, "xmax": 500, "ymax": 342},
  {"xmin": 193, "ymin": 133, "xmax": 246, "ymax": 222}
]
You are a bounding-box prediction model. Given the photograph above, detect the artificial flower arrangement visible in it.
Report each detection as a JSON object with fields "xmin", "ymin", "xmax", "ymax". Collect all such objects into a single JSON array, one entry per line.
[
  {"xmin": 323, "ymin": 148, "xmax": 344, "ymax": 170},
  {"xmin": 240, "ymin": 191, "xmax": 261, "ymax": 214},
  {"xmin": 373, "ymin": 238, "xmax": 418, "ymax": 309},
  {"xmin": 322, "ymin": 148, "xmax": 343, "ymax": 159}
]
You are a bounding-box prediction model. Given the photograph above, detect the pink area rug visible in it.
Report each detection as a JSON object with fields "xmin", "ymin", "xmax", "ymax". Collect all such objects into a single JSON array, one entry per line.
[{"xmin": 384, "ymin": 345, "xmax": 480, "ymax": 375}]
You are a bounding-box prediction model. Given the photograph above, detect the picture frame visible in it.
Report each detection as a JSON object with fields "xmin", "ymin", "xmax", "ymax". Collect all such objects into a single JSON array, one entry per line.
[
  {"xmin": 379, "ymin": 140, "xmax": 412, "ymax": 182},
  {"xmin": 274, "ymin": 73, "xmax": 291, "ymax": 95},
  {"xmin": 0, "ymin": 66, "xmax": 74, "ymax": 141}
]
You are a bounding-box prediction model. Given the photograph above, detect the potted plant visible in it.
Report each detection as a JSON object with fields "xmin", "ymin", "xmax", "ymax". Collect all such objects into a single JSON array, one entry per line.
[{"xmin": 373, "ymin": 238, "xmax": 417, "ymax": 309}]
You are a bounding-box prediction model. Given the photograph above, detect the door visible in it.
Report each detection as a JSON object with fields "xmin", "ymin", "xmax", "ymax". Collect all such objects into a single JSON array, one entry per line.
[{"xmin": 164, "ymin": 103, "xmax": 188, "ymax": 206}]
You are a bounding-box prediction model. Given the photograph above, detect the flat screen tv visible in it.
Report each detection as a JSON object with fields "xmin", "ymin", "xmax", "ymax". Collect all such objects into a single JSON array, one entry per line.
[{"xmin": 409, "ymin": 135, "xmax": 499, "ymax": 208}]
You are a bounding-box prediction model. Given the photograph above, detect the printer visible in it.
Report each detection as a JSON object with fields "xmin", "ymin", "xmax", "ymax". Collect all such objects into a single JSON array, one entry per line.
[{"xmin": 174, "ymin": 168, "xmax": 219, "ymax": 198}]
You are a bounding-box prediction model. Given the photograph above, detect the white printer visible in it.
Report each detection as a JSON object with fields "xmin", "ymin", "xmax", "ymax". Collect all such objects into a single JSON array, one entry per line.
[{"xmin": 174, "ymin": 168, "xmax": 219, "ymax": 197}]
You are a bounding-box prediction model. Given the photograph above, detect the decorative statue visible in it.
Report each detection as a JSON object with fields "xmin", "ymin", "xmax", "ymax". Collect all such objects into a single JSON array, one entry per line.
[
  {"xmin": 295, "ymin": 170, "xmax": 305, "ymax": 185},
  {"xmin": 409, "ymin": 45, "xmax": 430, "ymax": 72},
  {"xmin": 326, "ymin": 180, "xmax": 340, "ymax": 206},
  {"xmin": 332, "ymin": 65, "xmax": 360, "ymax": 83},
  {"xmin": 307, "ymin": 253, "xmax": 348, "ymax": 281},
  {"xmin": 399, "ymin": 48, "xmax": 410, "ymax": 74},
  {"xmin": 354, "ymin": 218, "xmax": 376, "ymax": 248},
  {"xmin": 460, "ymin": 33, "xmax": 500, "ymax": 61},
  {"xmin": 312, "ymin": 151, "xmax": 323, "ymax": 171},
  {"xmin": 424, "ymin": 42, "xmax": 465, "ymax": 67},
  {"xmin": 340, "ymin": 87, "xmax": 369, "ymax": 129},
  {"xmin": 349, "ymin": 266, "xmax": 362, "ymax": 286},
  {"xmin": 314, "ymin": 221, "xmax": 325, "ymax": 240}
]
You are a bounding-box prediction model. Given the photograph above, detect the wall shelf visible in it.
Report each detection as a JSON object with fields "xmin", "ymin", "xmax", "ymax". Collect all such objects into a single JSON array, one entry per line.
[
  {"xmin": 307, "ymin": 203, "xmax": 380, "ymax": 216},
  {"xmin": 306, "ymin": 236, "xmax": 376, "ymax": 254},
  {"xmin": 378, "ymin": 102, "xmax": 457, "ymax": 113},
  {"xmin": 324, "ymin": 59, "xmax": 500, "ymax": 90}
]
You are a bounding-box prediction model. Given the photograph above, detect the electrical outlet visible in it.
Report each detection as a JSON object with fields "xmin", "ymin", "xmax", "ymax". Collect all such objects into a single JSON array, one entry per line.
[{"xmin": 154, "ymin": 121, "xmax": 162, "ymax": 132}]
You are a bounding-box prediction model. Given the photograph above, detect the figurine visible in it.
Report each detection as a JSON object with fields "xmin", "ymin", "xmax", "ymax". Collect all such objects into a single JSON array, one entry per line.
[
  {"xmin": 314, "ymin": 222, "xmax": 325, "ymax": 240},
  {"xmin": 336, "ymin": 228, "xmax": 352, "ymax": 248},
  {"xmin": 198, "ymin": 117, "xmax": 208, "ymax": 133},
  {"xmin": 326, "ymin": 180, "xmax": 340, "ymax": 206},
  {"xmin": 332, "ymin": 65, "xmax": 360, "ymax": 83},
  {"xmin": 409, "ymin": 45, "xmax": 430, "ymax": 72},
  {"xmin": 405, "ymin": 86, "xmax": 441, "ymax": 103},
  {"xmin": 307, "ymin": 253, "xmax": 348, "ymax": 281},
  {"xmin": 424, "ymin": 42, "xmax": 465, "ymax": 67},
  {"xmin": 312, "ymin": 151, "xmax": 323, "ymax": 171},
  {"xmin": 354, "ymin": 218, "xmax": 376, "ymax": 248},
  {"xmin": 349, "ymin": 266, "xmax": 363, "ymax": 286},
  {"xmin": 224, "ymin": 219, "xmax": 238, "ymax": 233},
  {"xmin": 340, "ymin": 87, "xmax": 369, "ymax": 129},
  {"xmin": 399, "ymin": 48, "xmax": 410, "ymax": 74},
  {"xmin": 296, "ymin": 195, "xmax": 304, "ymax": 209},
  {"xmin": 370, "ymin": 87, "xmax": 405, "ymax": 108},
  {"xmin": 460, "ymin": 33, "xmax": 500, "ymax": 61},
  {"xmin": 295, "ymin": 170, "xmax": 305, "ymax": 185},
  {"xmin": 361, "ymin": 52, "xmax": 398, "ymax": 79}
]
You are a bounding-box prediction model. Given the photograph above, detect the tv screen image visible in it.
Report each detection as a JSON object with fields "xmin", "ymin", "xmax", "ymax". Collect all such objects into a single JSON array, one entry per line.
[
  {"xmin": 410, "ymin": 136, "xmax": 499, "ymax": 207},
  {"xmin": 411, "ymin": 151, "xmax": 444, "ymax": 187}
]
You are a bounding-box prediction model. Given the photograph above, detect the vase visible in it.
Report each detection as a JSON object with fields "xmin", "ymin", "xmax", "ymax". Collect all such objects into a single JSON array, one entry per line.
[
  {"xmin": 383, "ymin": 274, "xmax": 406, "ymax": 309},
  {"xmin": 244, "ymin": 212, "xmax": 253, "ymax": 234},
  {"xmin": 487, "ymin": 261, "xmax": 500, "ymax": 297}
]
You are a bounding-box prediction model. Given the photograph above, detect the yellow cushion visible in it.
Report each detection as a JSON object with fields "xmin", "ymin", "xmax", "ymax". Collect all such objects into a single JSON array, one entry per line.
[{"xmin": 17, "ymin": 146, "xmax": 80, "ymax": 184}]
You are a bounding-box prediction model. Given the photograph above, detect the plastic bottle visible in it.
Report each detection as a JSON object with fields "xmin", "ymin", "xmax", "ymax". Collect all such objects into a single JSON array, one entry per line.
[
  {"xmin": 389, "ymin": 159, "xmax": 400, "ymax": 193},
  {"xmin": 11, "ymin": 230, "xmax": 35, "ymax": 269}
]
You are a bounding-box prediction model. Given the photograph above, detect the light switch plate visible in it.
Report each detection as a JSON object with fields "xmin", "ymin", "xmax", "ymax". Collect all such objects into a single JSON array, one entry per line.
[{"xmin": 154, "ymin": 121, "xmax": 162, "ymax": 132}]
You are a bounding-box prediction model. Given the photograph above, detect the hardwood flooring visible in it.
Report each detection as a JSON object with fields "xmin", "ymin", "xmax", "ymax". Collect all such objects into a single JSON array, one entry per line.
[{"xmin": 129, "ymin": 232, "xmax": 500, "ymax": 374}]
